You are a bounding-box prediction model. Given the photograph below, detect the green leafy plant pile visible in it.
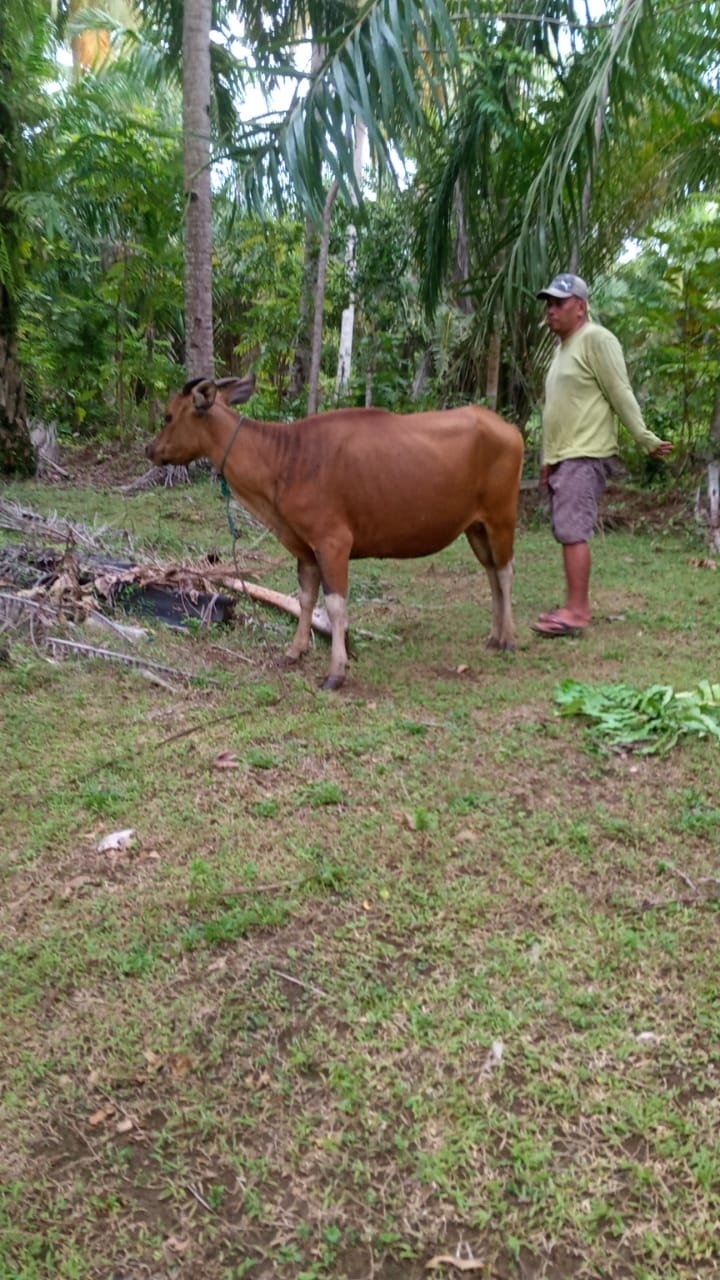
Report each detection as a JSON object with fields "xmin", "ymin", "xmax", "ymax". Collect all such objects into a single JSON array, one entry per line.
[{"xmin": 555, "ymin": 679, "xmax": 720, "ymax": 755}]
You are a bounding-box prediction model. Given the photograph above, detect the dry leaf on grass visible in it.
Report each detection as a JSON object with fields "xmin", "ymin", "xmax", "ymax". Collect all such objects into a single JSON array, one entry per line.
[
  {"xmin": 164, "ymin": 1237, "xmax": 191, "ymax": 1255},
  {"xmin": 454, "ymin": 828, "xmax": 477, "ymax": 844},
  {"xmin": 88, "ymin": 1105, "xmax": 115, "ymax": 1126},
  {"xmin": 212, "ymin": 750, "xmax": 240, "ymax": 770},
  {"xmin": 97, "ymin": 828, "xmax": 136, "ymax": 854},
  {"xmin": 426, "ymin": 1255, "xmax": 487, "ymax": 1272},
  {"xmin": 481, "ymin": 1039, "xmax": 505, "ymax": 1074},
  {"xmin": 61, "ymin": 874, "xmax": 97, "ymax": 899}
]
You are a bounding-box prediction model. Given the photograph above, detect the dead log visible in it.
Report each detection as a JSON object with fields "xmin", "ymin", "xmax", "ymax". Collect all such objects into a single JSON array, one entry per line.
[{"xmin": 220, "ymin": 576, "xmax": 332, "ymax": 637}]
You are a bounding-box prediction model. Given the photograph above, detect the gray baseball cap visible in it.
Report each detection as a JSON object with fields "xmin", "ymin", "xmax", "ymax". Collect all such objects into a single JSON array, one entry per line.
[{"xmin": 537, "ymin": 273, "xmax": 589, "ymax": 301}]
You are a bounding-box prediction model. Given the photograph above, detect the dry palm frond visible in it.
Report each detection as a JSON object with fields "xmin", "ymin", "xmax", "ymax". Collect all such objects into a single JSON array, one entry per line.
[
  {"xmin": 45, "ymin": 637, "xmax": 209, "ymax": 682},
  {"xmin": 0, "ymin": 498, "xmax": 110, "ymax": 550},
  {"xmin": 118, "ymin": 464, "xmax": 192, "ymax": 493}
]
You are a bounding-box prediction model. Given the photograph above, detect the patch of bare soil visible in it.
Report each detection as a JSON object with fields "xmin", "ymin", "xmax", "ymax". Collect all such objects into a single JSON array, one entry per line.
[{"xmin": 55, "ymin": 439, "xmax": 153, "ymax": 488}]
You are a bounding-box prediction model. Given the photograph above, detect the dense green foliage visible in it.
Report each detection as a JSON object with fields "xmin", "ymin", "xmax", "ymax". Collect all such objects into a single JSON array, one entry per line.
[
  {"xmin": 596, "ymin": 198, "xmax": 720, "ymax": 459},
  {"xmin": 1, "ymin": 0, "xmax": 719, "ymax": 460}
]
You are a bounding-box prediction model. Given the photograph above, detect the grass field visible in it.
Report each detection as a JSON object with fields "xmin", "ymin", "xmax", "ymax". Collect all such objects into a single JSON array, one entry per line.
[{"xmin": 1, "ymin": 467, "xmax": 719, "ymax": 1279}]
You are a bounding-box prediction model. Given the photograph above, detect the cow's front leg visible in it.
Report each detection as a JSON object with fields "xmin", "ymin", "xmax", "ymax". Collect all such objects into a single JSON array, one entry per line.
[
  {"xmin": 486, "ymin": 561, "xmax": 515, "ymax": 650},
  {"xmin": 316, "ymin": 538, "xmax": 351, "ymax": 690},
  {"xmin": 322, "ymin": 591, "xmax": 349, "ymax": 689},
  {"xmin": 286, "ymin": 558, "xmax": 321, "ymax": 662},
  {"xmin": 466, "ymin": 523, "xmax": 516, "ymax": 652}
]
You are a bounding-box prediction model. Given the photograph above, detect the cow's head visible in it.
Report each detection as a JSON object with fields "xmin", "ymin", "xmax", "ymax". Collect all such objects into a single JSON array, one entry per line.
[{"xmin": 145, "ymin": 374, "xmax": 256, "ymax": 465}]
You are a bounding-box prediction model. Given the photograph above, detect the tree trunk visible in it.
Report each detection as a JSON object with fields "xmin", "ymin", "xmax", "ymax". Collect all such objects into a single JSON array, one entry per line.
[
  {"xmin": 0, "ymin": 286, "xmax": 35, "ymax": 477},
  {"xmin": 307, "ymin": 182, "xmax": 339, "ymax": 415},
  {"xmin": 182, "ymin": 0, "xmax": 214, "ymax": 380},
  {"xmin": 411, "ymin": 349, "xmax": 433, "ymax": 402},
  {"xmin": 707, "ymin": 385, "xmax": 720, "ymax": 552},
  {"xmin": 289, "ymin": 216, "xmax": 319, "ymax": 400},
  {"xmin": 289, "ymin": 41, "xmax": 324, "ymax": 403},
  {"xmin": 486, "ymin": 330, "xmax": 501, "ymax": 410},
  {"xmin": 335, "ymin": 121, "xmax": 367, "ymax": 401},
  {"xmin": 710, "ymin": 382, "xmax": 720, "ymax": 448},
  {"xmin": 486, "ymin": 199, "xmax": 509, "ymax": 410},
  {"xmin": 453, "ymin": 184, "xmax": 473, "ymax": 316}
]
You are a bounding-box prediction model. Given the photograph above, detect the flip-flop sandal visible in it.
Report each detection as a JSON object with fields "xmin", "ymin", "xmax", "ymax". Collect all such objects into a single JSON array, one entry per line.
[{"xmin": 531, "ymin": 619, "xmax": 586, "ymax": 638}]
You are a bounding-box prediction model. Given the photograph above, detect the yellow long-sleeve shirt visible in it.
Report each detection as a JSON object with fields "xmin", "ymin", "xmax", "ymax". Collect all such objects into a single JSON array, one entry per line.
[{"xmin": 542, "ymin": 321, "xmax": 663, "ymax": 465}]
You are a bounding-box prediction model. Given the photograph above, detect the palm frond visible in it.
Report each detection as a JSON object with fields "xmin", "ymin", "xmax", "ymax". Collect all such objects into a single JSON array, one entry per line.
[{"xmin": 249, "ymin": 0, "xmax": 471, "ymax": 217}]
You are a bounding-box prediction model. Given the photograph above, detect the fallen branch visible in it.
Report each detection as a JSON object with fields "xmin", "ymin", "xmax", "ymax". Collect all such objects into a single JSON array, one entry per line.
[
  {"xmin": 219, "ymin": 576, "xmax": 399, "ymax": 643},
  {"xmin": 79, "ymin": 710, "xmax": 246, "ymax": 783},
  {"xmin": 664, "ymin": 864, "xmax": 720, "ymax": 896},
  {"xmin": 269, "ymin": 969, "xmax": 329, "ymax": 1000},
  {"xmin": 208, "ymin": 642, "xmax": 258, "ymax": 666},
  {"xmin": 664, "ymin": 864, "xmax": 698, "ymax": 893},
  {"xmin": 220, "ymin": 576, "xmax": 332, "ymax": 637},
  {"xmin": 39, "ymin": 455, "xmax": 71, "ymax": 480},
  {"xmin": 184, "ymin": 1184, "xmax": 214, "ymax": 1213}
]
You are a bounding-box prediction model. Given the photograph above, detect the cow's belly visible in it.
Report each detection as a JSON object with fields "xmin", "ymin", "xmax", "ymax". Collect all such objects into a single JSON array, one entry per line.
[{"xmin": 348, "ymin": 516, "xmax": 470, "ymax": 560}]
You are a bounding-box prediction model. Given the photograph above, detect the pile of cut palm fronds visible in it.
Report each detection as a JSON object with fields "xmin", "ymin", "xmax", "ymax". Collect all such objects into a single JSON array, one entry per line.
[
  {"xmin": 556, "ymin": 679, "xmax": 720, "ymax": 755},
  {"xmin": 0, "ymin": 497, "xmax": 111, "ymax": 550}
]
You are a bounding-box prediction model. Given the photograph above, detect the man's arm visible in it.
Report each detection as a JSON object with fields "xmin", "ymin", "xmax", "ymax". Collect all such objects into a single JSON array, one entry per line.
[{"xmin": 589, "ymin": 330, "xmax": 671, "ymax": 456}]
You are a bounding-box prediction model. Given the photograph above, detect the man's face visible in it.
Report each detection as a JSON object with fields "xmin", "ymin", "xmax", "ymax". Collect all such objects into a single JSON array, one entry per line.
[{"xmin": 545, "ymin": 295, "xmax": 587, "ymax": 338}]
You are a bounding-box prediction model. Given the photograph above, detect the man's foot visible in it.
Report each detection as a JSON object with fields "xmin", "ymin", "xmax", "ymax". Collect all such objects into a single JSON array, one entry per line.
[
  {"xmin": 535, "ymin": 607, "xmax": 591, "ymax": 628},
  {"xmin": 532, "ymin": 608, "xmax": 590, "ymax": 637},
  {"xmin": 532, "ymin": 618, "xmax": 585, "ymax": 638}
]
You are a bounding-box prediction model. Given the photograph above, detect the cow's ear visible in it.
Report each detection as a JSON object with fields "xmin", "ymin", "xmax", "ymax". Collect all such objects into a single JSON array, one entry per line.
[
  {"xmin": 192, "ymin": 380, "xmax": 217, "ymax": 413},
  {"xmin": 216, "ymin": 374, "xmax": 256, "ymax": 407}
]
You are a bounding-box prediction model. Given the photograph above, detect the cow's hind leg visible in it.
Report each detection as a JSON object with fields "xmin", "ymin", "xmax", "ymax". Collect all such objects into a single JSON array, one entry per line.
[
  {"xmin": 466, "ymin": 522, "xmax": 516, "ymax": 651},
  {"xmin": 285, "ymin": 557, "xmax": 321, "ymax": 663}
]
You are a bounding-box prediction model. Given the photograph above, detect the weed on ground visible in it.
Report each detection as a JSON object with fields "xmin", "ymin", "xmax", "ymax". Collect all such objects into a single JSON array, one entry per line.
[{"xmin": 1, "ymin": 471, "xmax": 719, "ymax": 1279}]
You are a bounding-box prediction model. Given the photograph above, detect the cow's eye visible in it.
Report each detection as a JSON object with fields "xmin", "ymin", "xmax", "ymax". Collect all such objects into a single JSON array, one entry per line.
[{"xmin": 164, "ymin": 414, "xmax": 172, "ymax": 424}]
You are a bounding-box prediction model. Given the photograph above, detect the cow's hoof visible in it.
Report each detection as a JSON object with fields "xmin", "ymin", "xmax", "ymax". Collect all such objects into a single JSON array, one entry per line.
[
  {"xmin": 279, "ymin": 653, "xmax": 301, "ymax": 669},
  {"xmin": 486, "ymin": 637, "xmax": 515, "ymax": 652},
  {"xmin": 320, "ymin": 674, "xmax": 345, "ymax": 691}
]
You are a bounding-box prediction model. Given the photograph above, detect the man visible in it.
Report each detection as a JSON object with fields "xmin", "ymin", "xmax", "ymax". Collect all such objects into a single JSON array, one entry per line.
[{"xmin": 533, "ymin": 273, "xmax": 672, "ymax": 637}]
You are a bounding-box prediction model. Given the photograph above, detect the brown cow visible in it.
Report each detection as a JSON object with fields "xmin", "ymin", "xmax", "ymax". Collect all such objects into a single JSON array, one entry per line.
[{"xmin": 146, "ymin": 376, "xmax": 523, "ymax": 689}]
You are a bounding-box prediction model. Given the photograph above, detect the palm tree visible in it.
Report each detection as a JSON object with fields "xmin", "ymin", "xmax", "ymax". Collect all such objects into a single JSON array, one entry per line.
[
  {"xmin": 407, "ymin": 0, "xmax": 720, "ymax": 417},
  {"xmin": 182, "ymin": 0, "xmax": 214, "ymax": 379},
  {"xmin": 0, "ymin": 0, "xmax": 49, "ymax": 475}
]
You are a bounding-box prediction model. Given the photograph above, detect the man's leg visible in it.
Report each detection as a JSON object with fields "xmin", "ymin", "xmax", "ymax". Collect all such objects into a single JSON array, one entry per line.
[
  {"xmin": 534, "ymin": 458, "xmax": 611, "ymax": 635},
  {"xmin": 561, "ymin": 541, "xmax": 592, "ymax": 624},
  {"xmin": 536, "ymin": 545, "xmax": 591, "ymax": 631}
]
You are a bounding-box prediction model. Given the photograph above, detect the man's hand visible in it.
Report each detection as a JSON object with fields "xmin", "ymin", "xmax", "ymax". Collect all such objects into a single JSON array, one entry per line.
[
  {"xmin": 539, "ymin": 464, "xmax": 550, "ymax": 487},
  {"xmin": 650, "ymin": 441, "xmax": 672, "ymax": 458}
]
